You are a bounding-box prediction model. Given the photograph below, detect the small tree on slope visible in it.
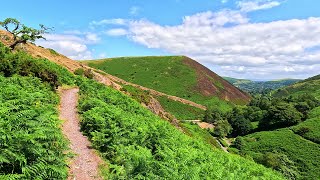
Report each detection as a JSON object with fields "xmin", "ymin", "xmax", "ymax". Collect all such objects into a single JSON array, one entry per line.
[{"xmin": 0, "ymin": 18, "xmax": 50, "ymax": 49}]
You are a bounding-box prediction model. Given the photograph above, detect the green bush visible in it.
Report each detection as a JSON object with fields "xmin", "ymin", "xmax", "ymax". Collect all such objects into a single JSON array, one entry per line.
[
  {"xmin": 48, "ymin": 48, "xmax": 59, "ymax": 55},
  {"xmin": 74, "ymin": 68, "xmax": 94, "ymax": 79},
  {"xmin": 74, "ymin": 68, "xmax": 85, "ymax": 76},
  {"xmin": 0, "ymin": 42, "xmax": 75, "ymax": 88}
]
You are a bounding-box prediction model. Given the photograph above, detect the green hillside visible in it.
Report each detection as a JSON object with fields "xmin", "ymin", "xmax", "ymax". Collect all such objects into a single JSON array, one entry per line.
[
  {"xmin": 0, "ymin": 42, "xmax": 283, "ymax": 179},
  {"xmin": 240, "ymin": 128, "xmax": 320, "ymax": 179},
  {"xmin": 223, "ymin": 77, "xmax": 252, "ymax": 84},
  {"xmin": 273, "ymin": 75, "xmax": 320, "ymax": 98},
  {"xmin": 84, "ymin": 56, "xmax": 250, "ymax": 107},
  {"xmin": 229, "ymin": 74, "xmax": 320, "ymax": 179},
  {"xmin": 77, "ymin": 77, "xmax": 283, "ymax": 179}
]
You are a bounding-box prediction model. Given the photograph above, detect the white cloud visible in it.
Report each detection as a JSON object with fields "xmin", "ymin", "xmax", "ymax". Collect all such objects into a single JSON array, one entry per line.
[
  {"xmin": 88, "ymin": 2, "xmax": 320, "ymax": 79},
  {"xmin": 104, "ymin": 9, "xmax": 320, "ymax": 79},
  {"xmin": 130, "ymin": 6, "xmax": 140, "ymax": 16},
  {"xmin": 221, "ymin": 0, "xmax": 228, "ymax": 3},
  {"xmin": 182, "ymin": 10, "xmax": 248, "ymax": 27},
  {"xmin": 237, "ymin": 0, "xmax": 281, "ymax": 12},
  {"xmin": 90, "ymin": 18, "xmax": 128, "ymax": 26},
  {"xmin": 105, "ymin": 28, "xmax": 128, "ymax": 36},
  {"xmin": 85, "ymin": 33, "xmax": 100, "ymax": 43},
  {"xmin": 36, "ymin": 33, "xmax": 97, "ymax": 60}
]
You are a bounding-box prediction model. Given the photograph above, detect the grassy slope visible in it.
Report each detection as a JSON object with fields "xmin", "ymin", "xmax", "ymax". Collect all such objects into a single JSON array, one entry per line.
[
  {"xmin": 241, "ymin": 129, "xmax": 320, "ymax": 179},
  {"xmin": 77, "ymin": 78, "xmax": 283, "ymax": 179},
  {"xmin": 291, "ymin": 106, "xmax": 320, "ymax": 144},
  {"xmin": 274, "ymin": 75, "xmax": 320, "ymax": 144},
  {"xmin": 273, "ymin": 79, "xmax": 320, "ymax": 98},
  {"xmin": 156, "ymin": 96, "xmax": 205, "ymax": 120},
  {"xmin": 240, "ymin": 74, "xmax": 320, "ymax": 179},
  {"xmin": 180, "ymin": 122, "xmax": 221, "ymax": 149},
  {"xmin": 223, "ymin": 77, "xmax": 252, "ymax": 84},
  {"xmin": 86, "ymin": 56, "xmax": 198, "ymax": 99},
  {"xmin": 120, "ymin": 84, "xmax": 205, "ymax": 120},
  {"xmin": 84, "ymin": 56, "xmax": 235, "ymax": 108}
]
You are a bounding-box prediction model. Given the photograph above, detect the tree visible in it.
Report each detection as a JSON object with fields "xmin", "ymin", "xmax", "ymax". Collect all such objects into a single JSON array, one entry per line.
[
  {"xmin": 213, "ymin": 120, "xmax": 232, "ymax": 138},
  {"xmin": 294, "ymin": 102, "xmax": 310, "ymax": 120},
  {"xmin": 0, "ymin": 18, "xmax": 51, "ymax": 49},
  {"xmin": 244, "ymin": 106, "xmax": 266, "ymax": 122},
  {"xmin": 232, "ymin": 137, "xmax": 245, "ymax": 150},
  {"xmin": 229, "ymin": 115, "xmax": 253, "ymax": 136},
  {"xmin": 203, "ymin": 106, "xmax": 224, "ymax": 123},
  {"xmin": 228, "ymin": 106, "xmax": 253, "ymax": 136},
  {"xmin": 259, "ymin": 102, "xmax": 302, "ymax": 130}
]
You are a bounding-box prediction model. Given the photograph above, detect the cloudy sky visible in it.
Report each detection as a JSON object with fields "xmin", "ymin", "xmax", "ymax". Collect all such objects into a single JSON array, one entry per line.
[{"xmin": 1, "ymin": 0, "xmax": 320, "ymax": 80}]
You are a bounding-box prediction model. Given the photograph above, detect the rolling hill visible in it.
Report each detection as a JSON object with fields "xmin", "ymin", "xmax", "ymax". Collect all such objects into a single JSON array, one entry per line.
[
  {"xmin": 273, "ymin": 75, "xmax": 320, "ymax": 98},
  {"xmin": 0, "ymin": 29, "xmax": 284, "ymax": 179},
  {"xmin": 224, "ymin": 77, "xmax": 301, "ymax": 94},
  {"xmin": 83, "ymin": 56, "xmax": 251, "ymax": 107}
]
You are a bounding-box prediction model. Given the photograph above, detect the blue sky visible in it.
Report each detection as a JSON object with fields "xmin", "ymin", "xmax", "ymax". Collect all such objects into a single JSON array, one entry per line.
[{"xmin": 1, "ymin": 0, "xmax": 320, "ymax": 80}]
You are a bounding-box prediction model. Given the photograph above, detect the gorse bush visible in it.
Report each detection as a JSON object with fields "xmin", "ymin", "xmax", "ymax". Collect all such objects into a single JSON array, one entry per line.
[
  {"xmin": 74, "ymin": 68, "xmax": 94, "ymax": 79},
  {"xmin": 0, "ymin": 76, "xmax": 68, "ymax": 179},
  {"xmin": 74, "ymin": 68, "xmax": 85, "ymax": 76},
  {"xmin": 77, "ymin": 78, "xmax": 283, "ymax": 179}
]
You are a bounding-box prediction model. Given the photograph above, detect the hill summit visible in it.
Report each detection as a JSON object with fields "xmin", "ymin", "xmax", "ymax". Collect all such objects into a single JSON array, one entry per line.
[{"xmin": 84, "ymin": 56, "xmax": 251, "ymax": 106}]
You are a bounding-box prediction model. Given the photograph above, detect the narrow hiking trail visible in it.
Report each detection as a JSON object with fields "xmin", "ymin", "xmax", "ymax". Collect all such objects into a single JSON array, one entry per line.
[{"xmin": 59, "ymin": 88, "xmax": 103, "ymax": 180}]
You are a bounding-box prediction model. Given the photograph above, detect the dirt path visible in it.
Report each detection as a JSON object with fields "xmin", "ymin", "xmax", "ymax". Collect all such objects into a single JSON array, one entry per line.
[
  {"xmin": 59, "ymin": 88, "xmax": 103, "ymax": 180},
  {"xmin": 215, "ymin": 138, "xmax": 229, "ymax": 153}
]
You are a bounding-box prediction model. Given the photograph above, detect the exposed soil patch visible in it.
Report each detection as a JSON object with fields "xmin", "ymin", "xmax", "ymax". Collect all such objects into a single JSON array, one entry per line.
[
  {"xmin": 59, "ymin": 88, "xmax": 103, "ymax": 180},
  {"xmin": 182, "ymin": 56, "xmax": 251, "ymax": 103}
]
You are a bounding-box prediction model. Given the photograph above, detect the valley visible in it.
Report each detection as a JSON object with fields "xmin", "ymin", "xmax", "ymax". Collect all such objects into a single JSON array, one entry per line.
[{"xmin": 1, "ymin": 9, "xmax": 320, "ymax": 179}]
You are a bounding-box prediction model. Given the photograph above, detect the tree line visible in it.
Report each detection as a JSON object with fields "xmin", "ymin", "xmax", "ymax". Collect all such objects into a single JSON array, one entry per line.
[{"xmin": 204, "ymin": 93, "xmax": 320, "ymax": 138}]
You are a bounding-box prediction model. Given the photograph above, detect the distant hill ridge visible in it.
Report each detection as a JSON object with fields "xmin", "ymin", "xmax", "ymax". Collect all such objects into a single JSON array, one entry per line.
[
  {"xmin": 273, "ymin": 74, "xmax": 320, "ymax": 98},
  {"xmin": 224, "ymin": 76, "xmax": 301, "ymax": 94}
]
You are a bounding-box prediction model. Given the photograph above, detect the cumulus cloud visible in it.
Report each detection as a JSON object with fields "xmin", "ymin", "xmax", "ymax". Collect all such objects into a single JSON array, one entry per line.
[
  {"xmin": 36, "ymin": 32, "xmax": 100, "ymax": 60},
  {"xmin": 90, "ymin": 2, "xmax": 320, "ymax": 79},
  {"xmin": 105, "ymin": 28, "xmax": 128, "ymax": 36},
  {"xmin": 237, "ymin": 0, "xmax": 281, "ymax": 12},
  {"xmin": 122, "ymin": 12, "xmax": 320, "ymax": 79}
]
